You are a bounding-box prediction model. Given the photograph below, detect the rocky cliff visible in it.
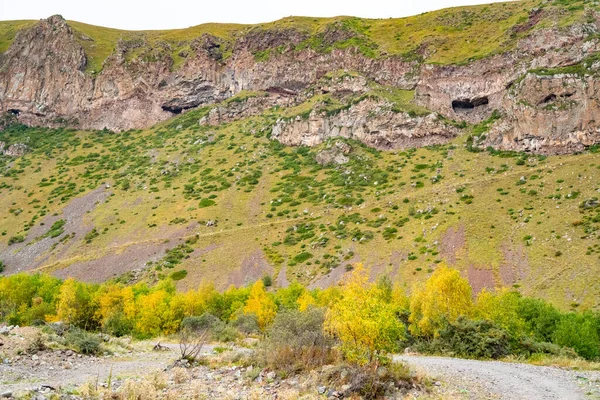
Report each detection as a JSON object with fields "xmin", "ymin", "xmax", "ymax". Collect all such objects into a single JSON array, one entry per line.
[{"xmin": 1, "ymin": 1, "xmax": 600, "ymax": 153}]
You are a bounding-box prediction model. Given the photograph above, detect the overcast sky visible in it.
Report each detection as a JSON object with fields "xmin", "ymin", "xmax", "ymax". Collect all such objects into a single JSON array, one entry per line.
[{"xmin": 0, "ymin": 0, "xmax": 512, "ymax": 30}]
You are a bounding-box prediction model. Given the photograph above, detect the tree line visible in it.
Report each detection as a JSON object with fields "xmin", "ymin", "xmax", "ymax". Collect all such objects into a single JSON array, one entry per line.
[{"xmin": 1, "ymin": 263, "xmax": 599, "ymax": 364}]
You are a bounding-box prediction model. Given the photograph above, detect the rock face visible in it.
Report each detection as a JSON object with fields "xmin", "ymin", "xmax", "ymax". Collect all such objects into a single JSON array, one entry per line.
[
  {"xmin": 271, "ymin": 98, "xmax": 460, "ymax": 149},
  {"xmin": 1, "ymin": 14, "xmax": 600, "ymax": 153}
]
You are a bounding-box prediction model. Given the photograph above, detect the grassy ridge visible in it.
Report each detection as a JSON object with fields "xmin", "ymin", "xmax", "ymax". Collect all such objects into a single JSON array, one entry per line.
[{"xmin": 0, "ymin": 0, "xmax": 594, "ymax": 73}]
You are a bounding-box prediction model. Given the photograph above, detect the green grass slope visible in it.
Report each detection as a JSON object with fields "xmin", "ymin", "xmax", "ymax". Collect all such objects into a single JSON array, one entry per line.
[{"xmin": 0, "ymin": 83, "xmax": 599, "ymax": 311}]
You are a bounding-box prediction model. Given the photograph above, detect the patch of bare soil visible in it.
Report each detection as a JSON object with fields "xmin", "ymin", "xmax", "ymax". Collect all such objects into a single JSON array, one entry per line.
[
  {"xmin": 0, "ymin": 187, "xmax": 110, "ymax": 274},
  {"xmin": 308, "ymin": 252, "xmax": 361, "ymax": 289},
  {"xmin": 467, "ymin": 265, "xmax": 496, "ymax": 295},
  {"xmin": 500, "ymin": 241, "xmax": 530, "ymax": 286},
  {"xmin": 53, "ymin": 240, "xmax": 174, "ymax": 282},
  {"xmin": 53, "ymin": 221, "xmax": 199, "ymax": 282},
  {"xmin": 275, "ymin": 266, "xmax": 290, "ymax": 288},
  {"xmin": 227, "ymin": 249, "xmax": 274, "ymax": 287},
  {"xmin": 439, "ymin": 225, "xmax": 466, "ymax": 265}
]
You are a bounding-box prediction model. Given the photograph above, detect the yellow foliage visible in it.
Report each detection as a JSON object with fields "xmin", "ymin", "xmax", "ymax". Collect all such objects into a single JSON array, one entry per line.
[
  {"xmin": 96, "ymin": 284, "xmax": 135, "ymax": 323},
  {"xmin": 55, "ymin": 278, "xmax": 96, "ymax": 327},
  {"xmin": 297, "ymin": 291, "xmax": 316, "ymax": 312},
  {"xmin": 135, "ymin": 289, "xmax": 179, "ymax": 336},
  {"xmin": 243, "ymin": 280, "xmax": 277, "ymax": 330},
  {"xmin": 391, "ymin": 283, "xmax": 410, "ymax": 313},
  {"xmin": 409, "ymin": 264, "xmax": 473, "ymax": 337},
  {"xmin": 314, "ymin": 286, "xmax": 342, "ymax": 308},
  {"xmin": 325, "ymin": 264, "xmax": 405, "ymax": 366},
  {"xmin": 56, "ymin": 278, "xmax": 79, "ymax": 324},
  {"xmin": 476, "ymin": 289, "xmax": 526, "ymax": 336}
]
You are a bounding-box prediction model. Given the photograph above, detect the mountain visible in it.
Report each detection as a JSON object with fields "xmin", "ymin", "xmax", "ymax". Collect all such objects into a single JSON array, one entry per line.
[{"xmin": 0, "ymin": 0, "xmax": 599, "ymax": 309}]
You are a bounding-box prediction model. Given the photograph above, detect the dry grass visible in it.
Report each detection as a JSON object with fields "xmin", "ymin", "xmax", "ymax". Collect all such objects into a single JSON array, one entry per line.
[{"xmin": 503, "ymin": 354, "xmax": 600, "ymax": 371}]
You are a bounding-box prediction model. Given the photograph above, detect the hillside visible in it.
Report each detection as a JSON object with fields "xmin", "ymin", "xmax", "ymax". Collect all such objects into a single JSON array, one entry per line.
[
  {"xmin": 0, "ymin": 0, "xmax": 600, "ymax": 311},
  {"xmin": 0, "ymin": 0, "xmax": 600, "ymax": 153}
]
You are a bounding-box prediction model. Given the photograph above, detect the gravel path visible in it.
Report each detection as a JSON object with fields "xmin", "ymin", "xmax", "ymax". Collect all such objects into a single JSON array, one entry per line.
[
  {"xmin": 396, "ymin": 355, "xmax": 600, "ymax": 400},
  {"xmin": 0, "ymin": 350, "xmax": 173, "ymax": 392}
]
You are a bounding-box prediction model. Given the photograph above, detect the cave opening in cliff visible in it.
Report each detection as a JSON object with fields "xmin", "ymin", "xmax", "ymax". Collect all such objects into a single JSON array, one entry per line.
[
  {"xmin": 161, "ymin": 105, "xmax": 183, "ymax": 115},
  {"xmin": 7, "ymin": 109, "xmax": 21, "ymax": 116},
  {"xmin": 452, "ymin": 97, "xmax": 489, "ymax": 112}
]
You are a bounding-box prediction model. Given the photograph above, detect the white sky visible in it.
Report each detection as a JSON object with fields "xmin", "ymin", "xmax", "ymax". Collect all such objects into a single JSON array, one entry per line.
[{"xmin": 0, "ymin": 0, "xmax": 513, "ymax": 30}]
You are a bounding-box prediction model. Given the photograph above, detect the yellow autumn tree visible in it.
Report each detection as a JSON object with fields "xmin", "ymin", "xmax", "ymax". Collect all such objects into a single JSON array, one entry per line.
[
  {"xmin": 409, "ymin": 264, "xmax": 473, "ymax": 337},
  {"xmin": 95, "ymin": 284, "xmax": 136, "ymax": 335},
  {"xmin": 170, "ymin": 282, "xmax": 216, "ymax": 319},
  {"xmin": 55, "ymin": 278, "xmax": 98, "ymax": 329},
  {"xmin": 475, "ymin": 289, "xmax": 526, "ymax": 336},
  {"xmin": 297, "ymin": 291, "xmax": 316, "ymax": 311},
  {"xmin": 97, "ymin": 284, "xmax": 135, "ymax": 322},
  {"xmin": 391, "ymin": 283, "xmax": 410, "ymax": 315},
  {"xmin": 135, "ymin": 288, "xmax": 180, "ymax": 337},
  {"xmin": 315, "ymin": 286, "xmax": 342, "ymax": 308},
  {"xmin": 243, "ymin": 280, "xmax": 277, "ymax": 331},
  {"xmin": 325, "ymin": 264, "xmax": 405, "ymax": 366}
]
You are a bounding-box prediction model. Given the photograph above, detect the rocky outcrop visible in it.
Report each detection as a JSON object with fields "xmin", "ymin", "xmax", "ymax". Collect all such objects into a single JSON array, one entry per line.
[
  {"xmin": 1, "ymin": 13, "xmax": 600, "ymax": 153},
  {"xmin": 199, "ymin": 93, "xmax": 296, "ymax": 126},
  {"xmin": 0, "ymin": 15, "xmax": 91, "ymax": 127},
  {"xmin": 0, "ymin": 141, "xmax": 29, "ymax": 157},
  {"xmin": 314, "ymin": 141, "xmax": 352, "ymax": 165},
  {"xmin": 271, "ymin": 98, "xmax": 460, "ymax": 149},
  {"xmin": 481, "ymin": 72, "xmax": 600, "ymax": 154},
  {"xmin": 415, "ymin": 24, "xmax": 600, "ymax": 154}
]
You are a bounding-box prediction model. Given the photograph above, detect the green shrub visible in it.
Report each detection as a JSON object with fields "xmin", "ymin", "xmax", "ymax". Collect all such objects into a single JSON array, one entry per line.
[
  {"xmin": 233, "ymin": 313, "xmax": 260, "ymax": 335},
  {"xmin": 170, "ymin": 270, "xmax": 188, "ymax": 281},
  {"xmin": 8, "ymin": 235, "xmax": 24, "ymax": 245},
  {"xmin": 66, "ymin": 329, "xmax": 102, "ymax": 355},
  {"xmin": 213, "ymin": 325, "xmax": 239, "ymax": 342},
  {"xmin": 0, "ymin": 261, "xmax": 4, "ymax": 274},
  {"xmin": 198, "ymin": 198, "xmax": 216, "ymax": 208},
  {"xmin": 516, "ymin": 337, "xmax": 576, "ymax": 358},
  {"xmin": 517, "ymin": 297, "xmax": 561, "ymax": 342},
  {"xmin": 45, "ymin": 219, "xmax": 66, "ymax": 238},
  {"xmin": 181, "ymin": 313, "xmax": 240, "ymax": 342},
  {"xmin": 262, "ymin": 274, "xmax": 273, "ymax": 287},
  {"xmin": 553, "ymin": 313, "xmax": 600, "ymax": 360},
  {"xmin": 103, "ymin": 312, "xmax": 134, "ymax": 337},
  {"xmin": 182, "ymin": 313, "xmax": 224, "ymax": 333},
  {"xmin": 293, "ymin": 252, "xmax": 313, "ymax": 263},
  {"xmin": 416, "ymin": 317, "xmax": 510, "ymax": 359},
  {"xmin": 265, "ymin": 308, "xmax": 336, "ymax": 375}
]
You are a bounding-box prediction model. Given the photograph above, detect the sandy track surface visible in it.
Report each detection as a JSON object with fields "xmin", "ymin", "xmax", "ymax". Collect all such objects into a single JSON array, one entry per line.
[{"xmin": 397, "ymin": 355, "xmax": 600, "ymax": 400}]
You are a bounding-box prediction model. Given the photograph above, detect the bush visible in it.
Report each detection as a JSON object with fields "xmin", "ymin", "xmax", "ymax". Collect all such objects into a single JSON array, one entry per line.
[
  {"xmin": 213, "ymin": 325, "xmax": 240, "ymax": 342},
  {"xmin": 182, "ymin": 313, "xmax": 223, "ymax": 333},
  {"xmin": 0, "ymin": 261, "xmax": 4, "ymax": 274},
  {"xmin": 416, "ymin": 317, "xmax": 510, "ymax": 359},
  {"xmin": 517, "ymin": 297, "xmax": 561, "ymax": 342},
  {"xmin": 103, "ymin": 312, "xmax": 134, "ymax": 337},
  {"xmin": 170, "ymin": 270, "xmax": 188, "ymax": 281},
  {"xmin": 8, "ymin": 235, "xmax": 24, "ymax": 245},
  {"xmin": 181, "ymin": 313, "xmax": 240, "ymax": 342},
  {"xmin": 553, "ymin": 313, "xmax": 600, "ymax": 360},
  {"xmin": 516, "ymin": 337, "xmax": 576, "ymax": 358},
  {"xmin": 66, "ymin": 329, "xmax": 102, "ymax": 355},
  {"xmin": 262, "ymin": 274, "xmax": 272, "ymax": 287},
  {"xmin": 233, "ymin": 312, "xmax": 260, "ymax": 335},
  {"xmin": 265, "ymin": 308, "xmax": 336, "ymax": 375}
]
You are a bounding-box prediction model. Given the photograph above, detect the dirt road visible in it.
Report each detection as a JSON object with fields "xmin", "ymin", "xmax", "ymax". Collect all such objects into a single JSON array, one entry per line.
[{"xmin": 397, "ymin": 355, "xmax": 600, "ymax": 400}]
